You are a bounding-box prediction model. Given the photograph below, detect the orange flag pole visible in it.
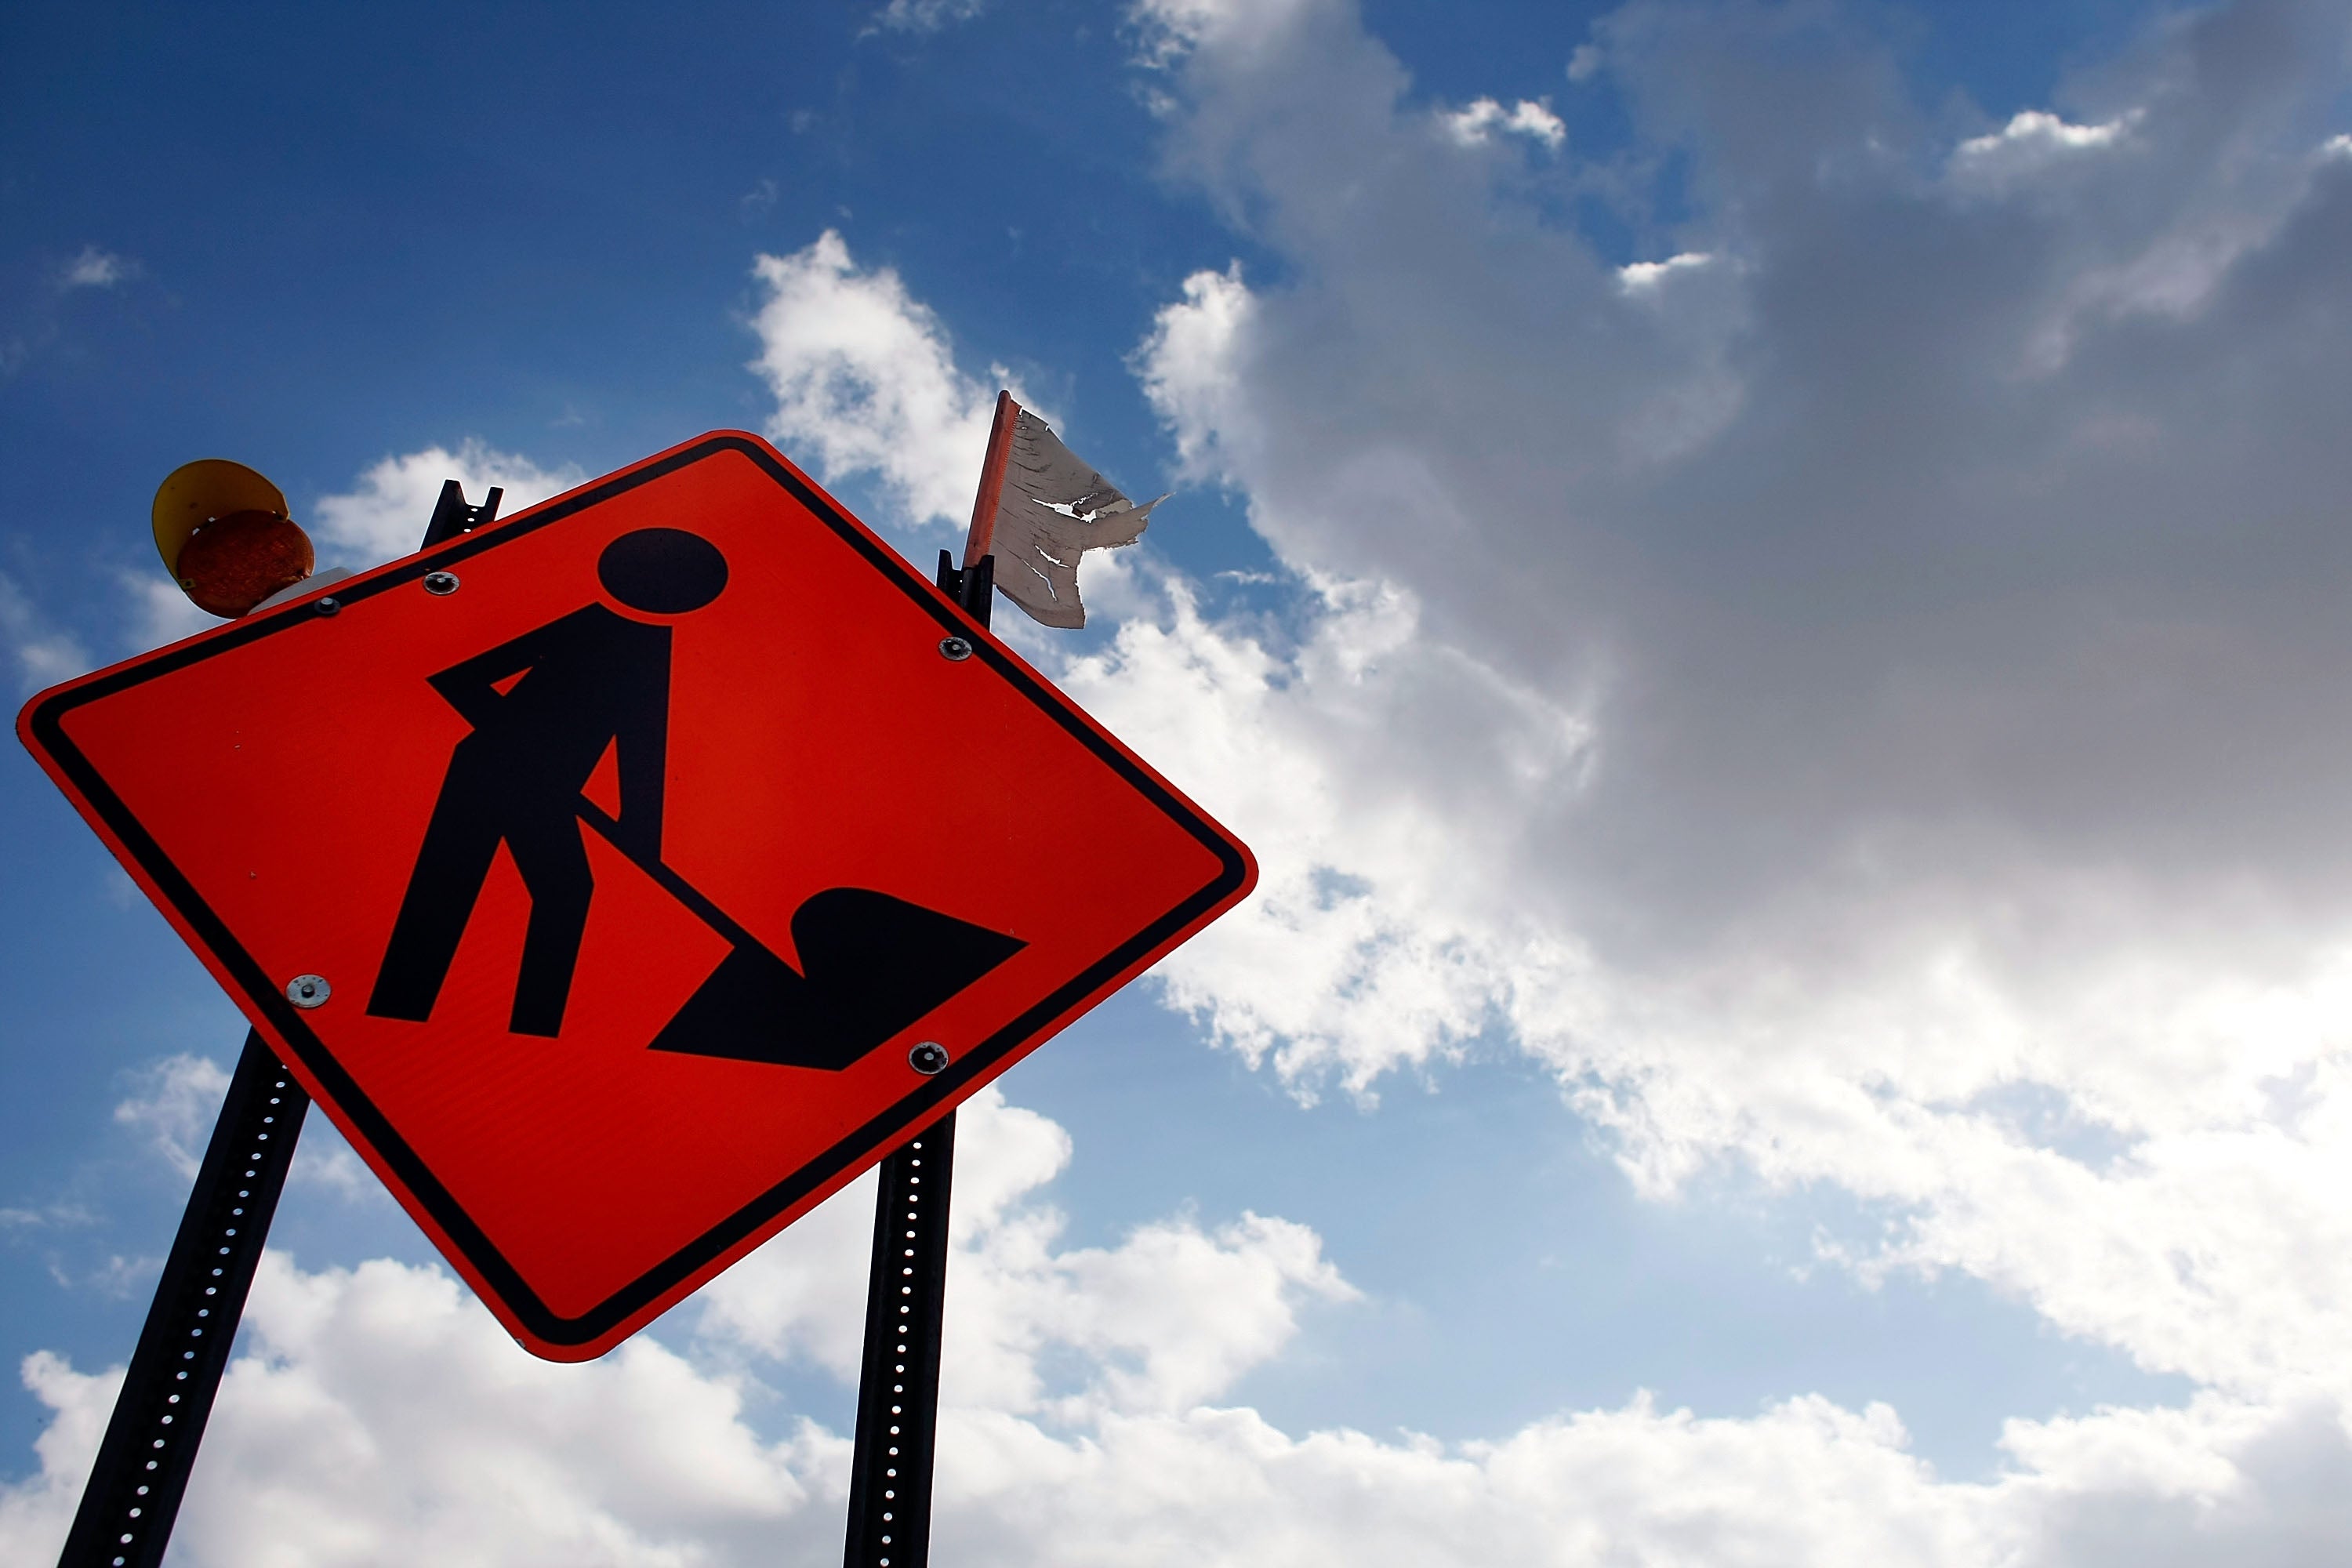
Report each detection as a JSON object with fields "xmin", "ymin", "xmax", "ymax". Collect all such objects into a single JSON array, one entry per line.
[{"xmin": 961, "ymin": 389, "xmax": 1022, "ymax": 568}]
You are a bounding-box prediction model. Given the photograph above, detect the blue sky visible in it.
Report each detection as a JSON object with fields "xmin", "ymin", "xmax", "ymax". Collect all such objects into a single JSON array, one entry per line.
[{"xmin": 7, "ymin": 1, "xmax": 2352, "ymax": 1562}]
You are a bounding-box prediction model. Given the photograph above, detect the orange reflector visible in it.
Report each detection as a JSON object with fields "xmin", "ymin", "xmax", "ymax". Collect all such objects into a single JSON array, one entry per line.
[
  {"xmin": 151, "ymin": 459, "xmax": 317, "ymax": 619},
  {"xmin": 152, "ymin": 459, "xmax": 289, "ymax": 577}
]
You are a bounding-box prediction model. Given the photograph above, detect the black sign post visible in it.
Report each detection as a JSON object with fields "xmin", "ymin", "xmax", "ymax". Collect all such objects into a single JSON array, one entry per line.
[{"xmin": 837, "ymin": 550, "xmax": 996, "ymax": 1568}]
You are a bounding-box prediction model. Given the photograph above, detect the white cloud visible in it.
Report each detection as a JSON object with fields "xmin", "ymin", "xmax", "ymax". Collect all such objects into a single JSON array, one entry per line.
[
  {"xmin": 746, "ymin": 231, "xmax": 1017, "ymax": 532},
  {"xmin": 698, "ymin": 1089, "xmax": 1354, "ymax": 1420},
  {"xmin": 307, "ymin": 440, "xmax": 583, "ymax": 571},
  {"xmin": 122, "ymin": 570, "xmax": 217, "ymax": 651},
  {"xmin": 111, "ymin": 1052, "xmax": 230, "ymax": 1181},
  {"xmin": 286, "ymin": 1123, "xmax": 401, "ymax": 1210},
  {"xmin": 724, "ymin": 12, "xmax": 2352, "ymax": 1430},
  {"xmin": 1567, "ymin": 42, "xmax": 1604, "ymax": 83},
  {"xmin": 1130, "ymin": 263, "xmax": 1255, "ymax": 480},
  {"xmin": 1955, "ymin": 108, "xmax": 2140, "ymax": 166},
  {"xmin": 1129, "ymin": 0, "xmax": 1330, "ymax": 67},
  {"xmin": 0, "ymin": 1090, "xmax": 1364, "ymax": 1565},
  {"xmin": 1441, "ymin": 96, "xmax": 1566, "ymax": 150},
  {"xmin": 1616, "ymin": 249, "xmax": 1714, "ymax": 291},
  {"xmin": 0, "ymin": 570, "xmax": 91, "ymax": 691},
  {"xmin": 0, "ymin": 1354, "xmax": 118, "ymax": 1559},
  {"xmin": 1054, "ymin": 575, "xmax": 1590, "ymax": 1098},
  {"xmin": 100, "ymin": 1258, "xmax": 820, "ymax": 1566},
  {"xmin": 59, "ymin": 246, "xmax": 136, "ymax": 290},
  {"xmin": 1104, "ymin": 0, "xmax": 2352, "ymax": 1420},
  {"xmin": 681, "ymin": 5, "xmax": 2352, "ymax": 1548},
  {"xmin": 80, "ymin": 1253, "xmax": 162, "ymax": 1299},
  {"xmin": 9, "ymin": 1094, "xmax": 2352, "ymax": 1563},
  {"xmin": 871, "ymin": 0, "xmax": 986, "ymax": 33}
]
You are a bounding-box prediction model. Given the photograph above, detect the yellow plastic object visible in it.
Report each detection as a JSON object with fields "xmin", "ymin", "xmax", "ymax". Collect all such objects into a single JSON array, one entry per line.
[{"xmin": 152, "ymin": 459, "xmax": 289, "ymax": 577}]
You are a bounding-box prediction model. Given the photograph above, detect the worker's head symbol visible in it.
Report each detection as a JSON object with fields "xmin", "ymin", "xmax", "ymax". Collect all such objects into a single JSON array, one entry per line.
[{"xmin": 597, "ymin": 528, "xmax": 728, "ymax": 615}]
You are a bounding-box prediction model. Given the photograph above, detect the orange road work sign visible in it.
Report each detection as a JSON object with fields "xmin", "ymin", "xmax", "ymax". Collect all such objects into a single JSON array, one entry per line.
[{"xmin": 19, "ymin": 432, "xmax": 1255, "ymax": 1360}]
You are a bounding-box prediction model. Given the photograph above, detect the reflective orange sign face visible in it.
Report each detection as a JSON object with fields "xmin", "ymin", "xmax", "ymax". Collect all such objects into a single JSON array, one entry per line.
[{"xmin": 19, "ymin": 432, "xmax": 1255, "ymax": 1360}]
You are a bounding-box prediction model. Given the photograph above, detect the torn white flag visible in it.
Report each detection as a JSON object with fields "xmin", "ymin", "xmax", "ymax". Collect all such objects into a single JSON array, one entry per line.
[{"xmin": 985, "ymin": 409, "xmax": 1163, "ymax": 629}]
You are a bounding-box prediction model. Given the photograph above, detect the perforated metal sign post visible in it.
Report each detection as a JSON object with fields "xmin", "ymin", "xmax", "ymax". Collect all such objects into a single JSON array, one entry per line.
[
  {"xmin": 53, "ymin": 1033, "xmax": 303, "ymax": 1568},
  {"xmin": 19, "ymin": 430, "xmax": 1257, "ymax": 1366},
  {"xmin": 835, "ymin": 550, "xmax": 993, "ymax": 1568}
]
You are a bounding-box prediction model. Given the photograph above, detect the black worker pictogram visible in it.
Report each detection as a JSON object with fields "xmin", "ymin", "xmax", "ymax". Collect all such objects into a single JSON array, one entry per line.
[{"xmin": 365, "ymin": 525, "xmax": 1025, "ymax": 1065}]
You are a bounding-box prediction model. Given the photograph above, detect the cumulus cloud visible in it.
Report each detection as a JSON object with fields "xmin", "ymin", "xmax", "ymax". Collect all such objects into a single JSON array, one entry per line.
[
  {"xmin": 699, "ymin": 1090, "xmax": 1354, "ymax": 1421},
  {"xmin": 13, "ymin": 1089, "xmax": 2352, "ymax": 1564},
  {"xmin": 0, "ymin": 1091, "xmax": 1367, "ymax": 1564},
  {"xmin": 1085, "ymin": 0, "xmax": 2352, "ymax": 1426},
  {"xmin": 1955, "ymin": 107, "xmax": 2139, "ymax": 163},
  {"xmin": 0, "ymin": 570, "xmax": 91, "ymax": 691},
  {"xmin": 870, "ymin": 0, "xmax": 986, "ymax": 33},
  {"xmin": 307, "ymin": 440, "xmax": 583, "ymax": 570},
  {"xmin": 0, "ymin": 1355, "xmax": 118, "ymax": 1558},
  {"xmin": 5, "ymin": 1258, "xmax": 826, "ymax": 1566},
  {"xmin": 1440, "ymin": 96, "xmax": 1566, "ymax": 150},
  {"xmin": 0, "ymin": 247, "xmax": 143, "ymax": 383},
  {"xmin": 1057, "ymin": 576, "xmax": 1591, "ymax": 1097},
  {"xmin": 110, "ymin": 1052, "xmax": 230, "ymax": 1181},
  {"xmin": 722, "ymin": 0, "xmax": 2352, "ymax": 1437},
  {"xmin": 656, "ymin": 22, "xmax": 2328, "ymax": 1536},
  {"xmin": 59, "ymin": 247, "xmax": 136, "ymax": 290},
  {"xmin": 1615, "ymin": 249, "xmax": 1714, "ymax": 290},
  {"xmin": 122, "ymin": 572, "xmax": 216, "ymax": 652},
  {"xmin": 747, "ymin": 231, "xmax": 1018, "ymax": 531}
]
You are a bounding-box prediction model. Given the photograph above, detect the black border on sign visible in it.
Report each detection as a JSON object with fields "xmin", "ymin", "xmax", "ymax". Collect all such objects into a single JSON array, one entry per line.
[{"xmin": 24, "ymin": 434, "xmax": 1251, "ymax": 1350}]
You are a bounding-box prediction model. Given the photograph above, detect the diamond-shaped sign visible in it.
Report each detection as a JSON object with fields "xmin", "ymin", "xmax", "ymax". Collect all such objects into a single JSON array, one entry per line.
[{"xmin": 18, "ymin": 432, "xmax": 1254, "ymax": 1360}]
